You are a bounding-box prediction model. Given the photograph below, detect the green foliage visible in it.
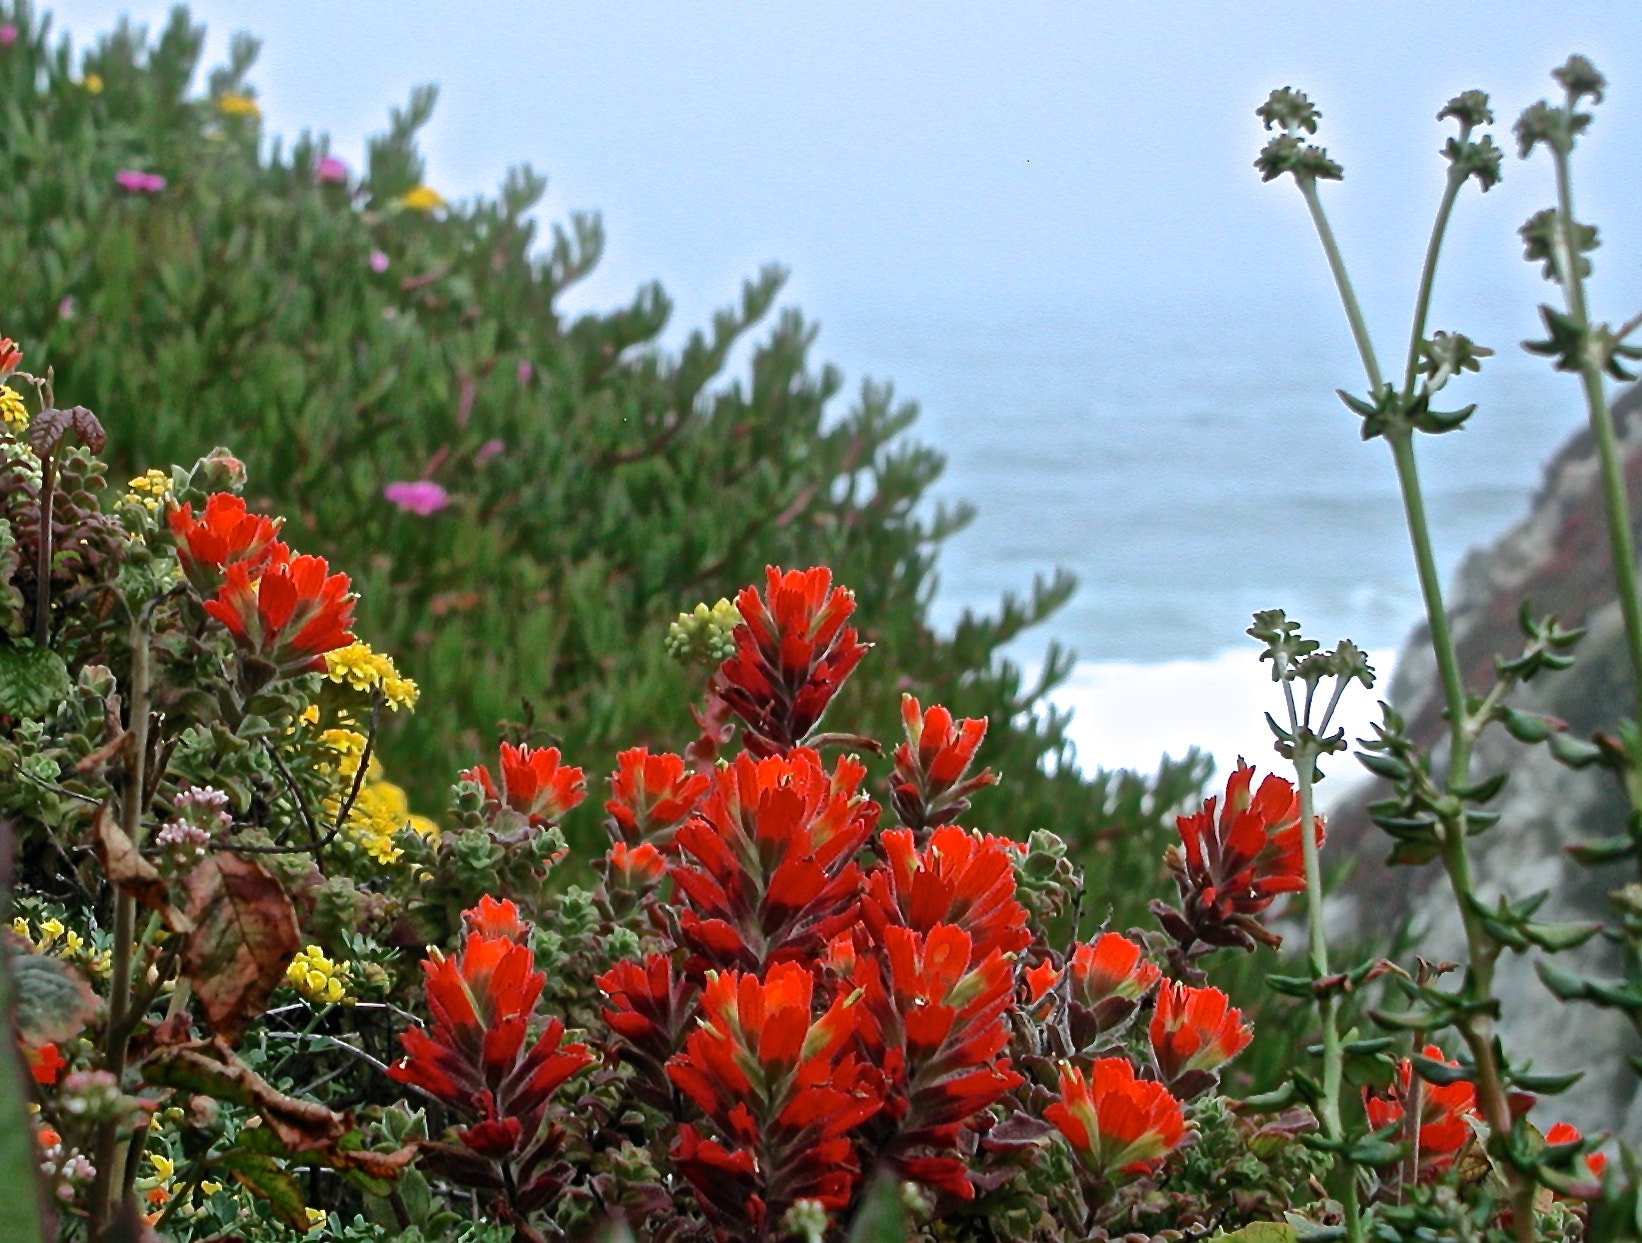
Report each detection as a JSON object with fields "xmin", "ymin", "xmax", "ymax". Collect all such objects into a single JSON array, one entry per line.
[{"xmin": 0, "ymin": 3, "xmax": 1202, "ymax": 923}]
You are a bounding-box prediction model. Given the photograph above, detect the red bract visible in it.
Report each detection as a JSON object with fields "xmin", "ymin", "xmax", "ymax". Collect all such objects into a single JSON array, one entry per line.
[
  {"xmin": 1045, "ymin": 1058, "xmax": 1187, "ymax": 1183},
  {"xmin": 1072, "ymin": 934, "xmax": 1161, "ymax": 1008},
  {"xmin": 1545, "ymin": 1121, "xmax": 1606, "ymax": 1183},
  {"xmin": 864, "ymin": 825, "xmax": 1030, "ymax": 967},
  {"xmin": 890, "ymin": 695, "xmax": 997, "ymax": 834},
  {"xmin": 1059, "ymin": 932, "xmax": 1163, "ymax": 1050},
  {"xmin": 606, "ymin": 840, "xmax": 666, "ymax": 888},
  {"xmin": 0, "ymin": 336, "xmax": 20, "ymax": 379},
  {"xmin": 666, "ymin": 962, "xmax": 882, "ymax": 1233},
  {"xmin": 847, "ymin": 923, "xmax": 1023, "ymax": 1200},
  {"xmin": 462, "ymin": 743, "xmax": 586, "ymax": 829},
  {"xmin": 1149, "ymin": 981, "xmax": 1252, "ymax": 1094},
  {"xmin": 204, "ymin": 553, "xmax": 355, "ymax": 676},
  {"xmin": 168, "ymin": 492, "xmax": 288, "ymax": 596},
  {"xmin": 1362, "ymin": 1045, "xmax": 1480, "ymax": 1180},
  {"xmin": 604, "ymin": 747, "xmax": 709, "ymax": 847},
  {"xmin": 671, "ymin": 748, "xmax": 877, "ymax": 973},
  {"xmin": 599, "ymin": 953, "xmax": 700, "ymax": 1109},
  {"xmin": 390, "ymin": 898, "xmax": 592, "ymax": 1213},
  {"xmin": 717, "ymin": 566, "xmax": 868, "ymax": 755},
  {"xmin": 1157, "ymin": 763, "xmax": 1314, "ymax": 952}
]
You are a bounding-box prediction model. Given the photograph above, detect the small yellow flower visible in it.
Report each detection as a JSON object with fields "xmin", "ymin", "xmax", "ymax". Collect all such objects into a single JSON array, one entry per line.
[
  {"xmin": 398, "ymin": 185, "xmax": 446, "ymax": 213},
  {"xmin": 12, "ymin": 916, "xmax": 30, "ymax": 941},
  {"xmin": 83, "ymin": 73, "xmax": 103, "ymax": 94},
  {"xmin": 38, "ymin": 917, "xmax": 64, "ymax": 945},
  {"xmin": 123, "ymin": 468, "xmax": 172, "ymax": 512},
  {"xmin": 305, "ymin": 1207, "xmax": 328, "ymax": 1230},
  {"xmin": 217, "ymin": 92, "xmax": 260, "ymax": 120},
  {"xmin": 0, "ymin": 386, "xmax": 26, "ymax": 434},
  {"xmin": 320, "ymin": 727, "xmax": 368, "ymax": 778},
  {"xmin": 286, "ymin": 944, "xmax": 351, "ymax": 1005},
  {"xmin": 200, "ymin": 1180, "xmax": 223, "ymax": 1196},
  {"xmin": 148, "ymin": 1152, "xmax": 175, "ymax": 1181},
  {"xmin": 324, "ymin": 641, "xmax": 419, "ymax": 710}
]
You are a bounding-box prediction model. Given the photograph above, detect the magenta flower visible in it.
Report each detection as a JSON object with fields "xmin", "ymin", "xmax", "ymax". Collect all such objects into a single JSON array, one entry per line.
[
  {"xmin": 0, "ymin": 24, "xmax": 18, "ymax": 46},
  {"xmin": 517, "ymin": 359, "xmax": 534, "ymax": 386},
  {"xmin": 115, "ymin": 170, "xmax": 167, "ymax": 194},
  {"xmin": 57, "ymin": 297, "xmax": 74, "ymax": 320},
  {"xmin": 369, "ymin": 249, "xmax": 390, "ymax": 274},
  {"xmin": 475, "ymin": 439, "xmax": 506, "ymax": 467},
  {"xmin": 315, "ymin": 155, "xmax": 349, "ymax": 185},
  {"xmin": 383, "ymin": 480, "xmax": 450, "ymax": 516}
]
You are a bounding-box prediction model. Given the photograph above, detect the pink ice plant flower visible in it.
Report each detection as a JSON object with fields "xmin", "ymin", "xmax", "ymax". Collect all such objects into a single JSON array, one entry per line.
[
  {"xmin": 383, "ymin": 480, "xmax": 450, "ymax": 516},
  {"xmin": 115, "ymin": 170, "xmax": 167, "ymax": 194},
  {"xmin": 315, "ymin": 155, "xmax": 348, "ymax": 184},
  {"xmin": 0, "ymin": 24, "xmax": 19, "ymax": 46},
  {"xmin": 369, "ymin": 250, "xmax": 390, "ymax": 273}
]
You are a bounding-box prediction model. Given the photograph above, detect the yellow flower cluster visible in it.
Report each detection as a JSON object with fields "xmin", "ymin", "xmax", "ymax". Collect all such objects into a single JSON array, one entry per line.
[
  {"xmin": 337, "ymin": 779, "xmax": 438, "ymax": 866},
  {"xmin": 324, "ymin": 642, "xmax": 420, "ymax": 711},
  {"xmin": 399, "ymin": 185, "xmax": 446, "ymax": 213},
  {"xmin": 124, "ymin": 468, "xmax": 173, "ymax": 512},
  {"xmin": 0, "ymin": 385, "xmax": 27, "ymax": 434},
  {"xmin": 15, "ymin": 914, "xmax": 111, "ymax": 976},
  {"xmin": 286, "ymin": 944, "xmax": 350, "ymax": 1005},
  {"xmin": 320, "ymin": 727, "xmax": 368, "ymax": 779},
  {"xmin": 83, "ymin": 73, "xmax": 103, "ymax": 94},
  {"xmin": 217, "ymin": 92, "xmax": 261, "ymax": 119}
]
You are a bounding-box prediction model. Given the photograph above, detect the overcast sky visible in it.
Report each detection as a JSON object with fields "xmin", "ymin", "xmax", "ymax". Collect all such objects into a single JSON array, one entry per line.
[{"xmin": 38, "ymin": 1, "xmax": 1642, "ymax": 352}]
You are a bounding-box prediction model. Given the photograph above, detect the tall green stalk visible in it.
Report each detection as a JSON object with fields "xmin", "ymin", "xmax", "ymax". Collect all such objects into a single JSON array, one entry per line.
[{"xmin": 1300, "ymin": 170, "xmax": 1535, "ymax": 1243}]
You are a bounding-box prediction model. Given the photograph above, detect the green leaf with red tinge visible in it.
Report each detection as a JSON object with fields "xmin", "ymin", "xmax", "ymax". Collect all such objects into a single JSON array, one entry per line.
[{"xmin": 180, "ymin": 852, "xmax": 299, "ymax": 1041}]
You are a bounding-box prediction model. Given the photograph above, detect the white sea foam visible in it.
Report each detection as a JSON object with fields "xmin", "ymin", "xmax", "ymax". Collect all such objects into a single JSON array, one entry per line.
[{"xmin": 1037, "ymin": 648, "xmax": 1397, "ymax": 787}]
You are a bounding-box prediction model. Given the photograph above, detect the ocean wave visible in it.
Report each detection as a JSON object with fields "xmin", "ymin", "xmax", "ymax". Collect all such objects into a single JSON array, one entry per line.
[{"xmin": 1033, "ymin": 647, "xmax": 1396, "ymax": 790}]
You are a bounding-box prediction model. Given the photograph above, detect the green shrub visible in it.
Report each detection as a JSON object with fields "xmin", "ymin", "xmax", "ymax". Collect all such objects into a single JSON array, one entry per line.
[{"xmin": 0, "ymin": 3, "xmax": 1205, "ymax": 917}]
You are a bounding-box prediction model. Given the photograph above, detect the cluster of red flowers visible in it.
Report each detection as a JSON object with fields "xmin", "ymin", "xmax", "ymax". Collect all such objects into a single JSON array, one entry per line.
[
  {"xmin": 170, "ymin": 492, "xmax": 356, "ymax": 676},
  {"xmin": 390, "ymin": 567, "xmax": 1268, "ymax": 1236}
]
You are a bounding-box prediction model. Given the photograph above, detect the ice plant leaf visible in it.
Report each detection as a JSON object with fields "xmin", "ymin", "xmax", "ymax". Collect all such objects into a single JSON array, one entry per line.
[
  {"xmin": 0, "ymin": 644, "xmax": 70, "ymax": 719},
  {"xmin": 180, "ymin": 852, "xmax": 301, "ymax": 1041}
]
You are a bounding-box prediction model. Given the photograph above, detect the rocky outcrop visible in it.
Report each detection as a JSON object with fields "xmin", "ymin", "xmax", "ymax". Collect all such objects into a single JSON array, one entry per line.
[{"xmin": 1333, "ymin": 382, "xmax": 1642, "ymax": 1136}]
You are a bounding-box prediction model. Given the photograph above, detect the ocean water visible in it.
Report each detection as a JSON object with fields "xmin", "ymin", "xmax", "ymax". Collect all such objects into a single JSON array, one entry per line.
[{"xmin": 824, "ymin": 312, "xmax": 1589, "ymax": 779}]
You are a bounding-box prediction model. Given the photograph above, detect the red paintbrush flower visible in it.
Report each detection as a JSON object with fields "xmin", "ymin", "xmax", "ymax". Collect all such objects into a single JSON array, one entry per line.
[
  {"xmin": 1045, "ymin": 1058, "xmax": 1187, "ymax": 1183},
  {"xmin": 1055, "ymin": 932, "xmax": 1163, "ymax": 1049},
  {"xmin": 1149, "ymin": 981, "xmax": 1252, "ymax": 1094},
  {"xmin": 0, "ymin": 336, "xmax": 20, "ymax": 380},
  {"xmin": 717, "ymin": 566, "xmax": 869, "ymax": 755},
  {"xmin": 846, "ymin": 923, "xmax": 1023, "ymax": 1200},
  {"xmin": 667, "ymin": 961, "xmax": 882, "ymax": 1233},
  {"xmin": 1025, "ymin": 959, "xmax": 1062, "ymax": 1003},
  {"xmin": 26, "ymin": 1042, "xmax": 64, "ymax": 1085},
  {"xmin": 670, "ymin": 747, "xmax": 877, "ymax": 974},
  {"xmin": 599, "ymin": 952, "xmax": 700, "ymax": 1109},
  {"xmin": 203, "ymin": 553, "xmax": 355, "ymax": 676},
  {"xmin": 1071, "ymin": 934, "xmax": 1161, "ymax": 1008},
  {"xmin": 890, "ymin": 695, "xmax": 997, "ymax": 834},
  {"xmin": 604, "ymin": 747, "xmax": 710, "ymax": 847},
  {"xmin": 863, "ymin": 825, "xmax": 1030, "ymax": 967},
  {"xmin": 168, "ymin": 492, "xmax": 288, "ymax": 596},
  {"xmin": 1156, "ymin": 763, "xmax": 1315, "ymax": 952},
  {"xmin": 606, "ymin": 840, "xmax": 666, "ymax": 889},
  {"xmin": 1362, "ymin": 1045, "xmax": 1480, "ymax": 1180},
  {"xmin": 390, "ymin": 897, "xmax": 592, "ymax": 1213},
  {"xmin": 461, "ymin": 743, "xmax": 586, "ymax": 830},
  {"xmin": 1544, "ymin": 1121, "xmax": 1606, "ymax": 1186}
]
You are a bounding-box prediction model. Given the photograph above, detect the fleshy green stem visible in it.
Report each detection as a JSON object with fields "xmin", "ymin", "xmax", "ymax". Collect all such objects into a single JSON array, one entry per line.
[
  {"xmin": 1550, "ymin": 145, "xmax": 1642, "ymax": 730},
  {"xmin": 1301, "ymin": 178, "xmax": 1384, "ymax": 393},
  {"xmin": 1402, "ymin": 166, "xmax": 1467, "ymax": 401},
  {"xmin": 1290, "ymin": 730, "xmax": 1361, "ymax": 1241},
  {"xmin": 90, "ymin": 614, "xmax": 151, "ymax": 1235},
  {"xmin": 1304, "ymin": 180, "xmax": 1533, "ymax": 1243}
]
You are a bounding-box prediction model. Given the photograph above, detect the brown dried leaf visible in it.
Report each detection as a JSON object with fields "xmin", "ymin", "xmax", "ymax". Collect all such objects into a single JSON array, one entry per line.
[
  {"xmin": 91, "ymin": 804, "xmax": 190, "ymax": 933},
  {"xmin": 180, "ymin": 854, "xmax": 299, "ymax": 1042},
  {"xmin": 143, "ymin": 1037, "xmax": 349, "ymax": 1153}
]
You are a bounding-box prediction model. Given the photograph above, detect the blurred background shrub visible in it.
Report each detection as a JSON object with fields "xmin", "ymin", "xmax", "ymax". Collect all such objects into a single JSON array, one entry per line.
[{"xmin": 0, "ymin": 3, "xmax": 1208, "ymax": 923}]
